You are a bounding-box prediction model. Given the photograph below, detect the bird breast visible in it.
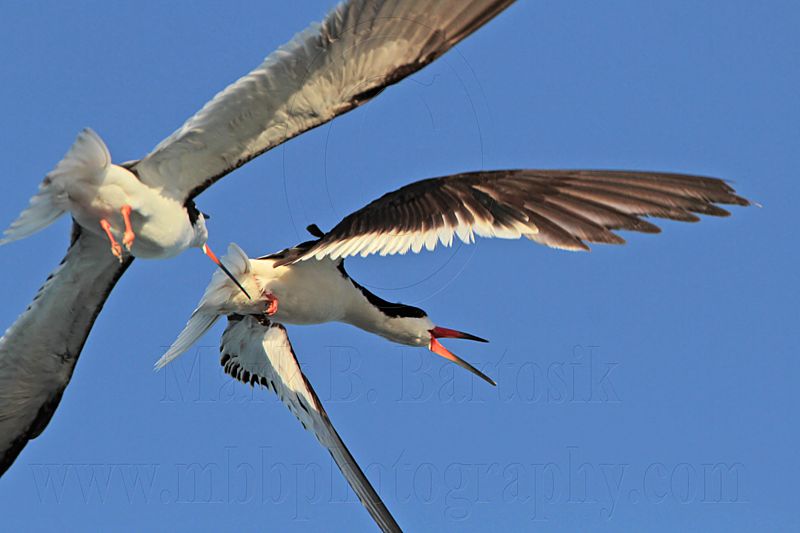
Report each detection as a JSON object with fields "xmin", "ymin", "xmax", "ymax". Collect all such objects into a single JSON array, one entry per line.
[
  {"xmin": 71, "ymin": 164, "xmax": 196, "ymax": 259},
  {"xmin": 251, "ymin": 259, "xmax": 354, "ymax": 325}
]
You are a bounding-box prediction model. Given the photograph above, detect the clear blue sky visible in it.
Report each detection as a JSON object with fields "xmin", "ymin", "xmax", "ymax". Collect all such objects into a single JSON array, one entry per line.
[{"xmin": 0, "ymin": 1, "xmax": 797, "ymax": 531}]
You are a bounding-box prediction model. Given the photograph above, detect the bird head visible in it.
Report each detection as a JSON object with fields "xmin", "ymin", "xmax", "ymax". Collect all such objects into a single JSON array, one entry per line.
[
  {"xmin": 190, "ymin": 213, "xmax": 209, "ymax": 248},
  {"xmin": 185, "ymin": 200, "xmax": 210, "ymax": 248},
  {"xmin": 428, "ymin": 326, "xmax": 496, "ymax": 386},
  {"xmin": 183, "ymin": 201, "xmax": 249, "ymax": 300}
]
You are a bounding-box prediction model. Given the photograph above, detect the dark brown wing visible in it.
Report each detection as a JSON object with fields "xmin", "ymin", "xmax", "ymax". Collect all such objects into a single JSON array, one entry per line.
[{"xmin": 287, "ymin": 169, "xmax": 750, "ymax": 263}]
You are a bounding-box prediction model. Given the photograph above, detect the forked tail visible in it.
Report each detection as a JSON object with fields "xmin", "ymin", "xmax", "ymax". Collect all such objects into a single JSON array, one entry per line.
[
  {"xmin": 154, "ymin": 311, "xmax": 219, "ymax": 369},
  {"xmin": 0, "ymin": 128, "xmax": 110, "ymax": 245},
  {"xmin": 155, "ymin": 243, "xmax": 252, "ymax": 370}
]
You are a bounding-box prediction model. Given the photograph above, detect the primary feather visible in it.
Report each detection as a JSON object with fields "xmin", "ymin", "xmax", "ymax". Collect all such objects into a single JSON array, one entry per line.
[
  {"xmin": 220, "ymin": 316, "xmax": 401, "ymax": 532},
  {"xmin": 287, "ymin": 169, "xmax": 751, "ymax": 263},
  {"xmin": 133, "ymin": 0, "xmax": 516, "ymax": 200}
]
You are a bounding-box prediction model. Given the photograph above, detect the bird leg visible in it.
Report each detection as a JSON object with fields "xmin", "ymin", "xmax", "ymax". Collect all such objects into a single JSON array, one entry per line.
[
  {"xmin": 120, "ymin": 205, "xmax": 135, "ymax": 251},
  {"xmin": 264, "ymin": 292, "xmax": 279, "ymax": 316},
  {"xmin": 99, "ymin": 219, "xmax": 123, "ymax": 261}
]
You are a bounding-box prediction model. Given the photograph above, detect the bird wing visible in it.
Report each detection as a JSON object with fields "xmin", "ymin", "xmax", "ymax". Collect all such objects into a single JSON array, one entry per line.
[
  {"xmin": 283, "ymin": 169, "xmax": 751, "ymax": 263},
  {"xmin": 220, "ymin": 315, "xmax": 400, "ymax": 533},
  {"xmin": 0, "ymin": 226, "xmax": 133, "ymax": 475},
  {"xmin": 132, "ymin": 0, "xmax": 515, "ymax": 200}
]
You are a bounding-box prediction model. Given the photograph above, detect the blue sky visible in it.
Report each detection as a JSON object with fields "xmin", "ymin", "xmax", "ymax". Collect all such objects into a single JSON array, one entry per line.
[{"xmin": 0, "ymin": 1, "xmax": 797, "ymax": 531}]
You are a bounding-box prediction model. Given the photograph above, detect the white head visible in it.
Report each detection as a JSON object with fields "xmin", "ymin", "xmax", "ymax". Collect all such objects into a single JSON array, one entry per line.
[
  {"xmin": 186, "ymin": 202, "xmax": 254, "ymax": 303},
  {"xmin": 185, "ymin": 200, "xmax": 209, "ymax": 248},
  {"xmin": 154, "ymin": 242, "xmax": 256, "ymax": 369},
  {"xmin": 191, "ymin": 213, "xmax": 209, "ymax": 248}
]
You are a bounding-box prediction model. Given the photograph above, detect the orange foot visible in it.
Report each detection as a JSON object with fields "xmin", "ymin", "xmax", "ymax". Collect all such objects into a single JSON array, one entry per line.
[
  {"xmin": 100, "ymin": 219, "xmax": 123, "ymax": 261},
  {"xmin": 121, "ymin": 205, "xmax": 135, "ymax": 251},
  {"xmin": 264, "ymin": 292, "xmax": 279, "ymax": 316}
]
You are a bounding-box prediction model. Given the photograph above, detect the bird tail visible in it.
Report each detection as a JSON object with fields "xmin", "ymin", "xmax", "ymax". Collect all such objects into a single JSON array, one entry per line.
[
  {"xmin": 154, "ymin": 311, "xmax": 220, "ymax": 370},
  {"xmin": 0, "ymin": 128, "xmax": 110, "ymax": 245},
  {"xmin": 154, "ymin": 243, "xmax": 252, "ymax": 370}
]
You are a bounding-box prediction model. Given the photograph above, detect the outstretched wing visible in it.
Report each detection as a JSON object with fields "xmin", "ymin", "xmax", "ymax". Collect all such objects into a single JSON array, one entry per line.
[
  {"xmin": 284, "ymin": 169, "xmax": 751, "ymax": 263},
  {"xmin": 220, "ymin": 315, "xmax": 400, "ymax": 533},
  {"xmin": 0, "ymin": 227, "xmax": 133, "ymax": 475},
  {"xmin": 133, "ymin": 0, "xmax": 515, "ymax": 200}
]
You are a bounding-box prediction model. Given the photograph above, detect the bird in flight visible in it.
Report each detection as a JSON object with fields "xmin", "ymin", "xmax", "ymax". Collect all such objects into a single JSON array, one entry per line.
[
  {"xmin": 157, "ymin": 169, "xmax": 749, "ymax": 532},
  {"xmin": 0, "ymin": 0, "xmax": 518, "ymax": 490},
  {"xmin": 0, "ymin": 128, "xmax": 249, "ymax": 292}
]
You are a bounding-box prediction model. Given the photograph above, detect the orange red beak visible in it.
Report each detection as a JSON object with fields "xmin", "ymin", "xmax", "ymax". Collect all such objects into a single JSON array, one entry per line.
[
  {"xmin": 428, "ymin": 327, "xmax": 495, "ymax": 386},
  {"xmin": 430, "ymin": 326, "xmax": 488, "ymax": 343}
]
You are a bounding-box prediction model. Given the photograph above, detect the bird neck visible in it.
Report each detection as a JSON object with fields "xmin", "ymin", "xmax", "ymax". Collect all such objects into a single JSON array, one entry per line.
[{"xmin": 342, "ymin": 277, "xmax": 432, "ymax": 346}]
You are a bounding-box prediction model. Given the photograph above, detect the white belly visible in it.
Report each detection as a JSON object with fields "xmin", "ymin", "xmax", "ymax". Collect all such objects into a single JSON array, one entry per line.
[
  {"xmin": 127, "ymin": 210, "xmax": 195, "ymax": 259},
  {"xmin": 254, "ymin": 259, "xmax": 354, "ymax": 325},
  {"xmin": 68, "ymin": 165, "xmax": 195, "ymax": 259}
]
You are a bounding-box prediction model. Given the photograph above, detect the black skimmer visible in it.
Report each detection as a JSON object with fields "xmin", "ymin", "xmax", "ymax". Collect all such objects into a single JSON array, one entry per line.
[
  {"xmin": 0, "ymin": 0, "xmax": 516, "ymax": 478},
  {"xmin": 157, "ymin": 239, "xmax": 495, "ymax": 385},
  {"xmin": 157, "ymin": 168, "xmax": 750, "ymax": 531},
  {"xmin": 0, "ymin": 128, "xmax": 249, "ymax": 294},
  {"xmin": 1, "ymin": 128, "xmax": 211, "ymax": 261}
]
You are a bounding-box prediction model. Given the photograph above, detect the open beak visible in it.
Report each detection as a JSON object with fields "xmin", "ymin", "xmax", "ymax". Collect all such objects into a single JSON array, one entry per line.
[
  {"xmin": 429, "ymin": 328, "xmax": 495, "ymax": 386},
  {"xmin": 202, "ymin": 243, "xmax": 252, "ymax": 300},
  {"xmin": 430, "ymin": 326, "xmax": 488, "ymax": 343}
]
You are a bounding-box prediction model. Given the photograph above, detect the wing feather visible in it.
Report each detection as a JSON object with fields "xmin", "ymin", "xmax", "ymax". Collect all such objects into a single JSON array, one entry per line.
[
  {"xmin": 0, "ymin": 227, "xmax": 133, "ymax": 475},
  {"xmin": 133, "ymin": 0, "xmax": 515, "ymax": 200},
  {"xmin": 220, "ymin": 316, "xmax": 401, "ymax": 533},
  {"xmin": 284, "ymin": 169, "xmax": 749, "ymax": 264}
]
